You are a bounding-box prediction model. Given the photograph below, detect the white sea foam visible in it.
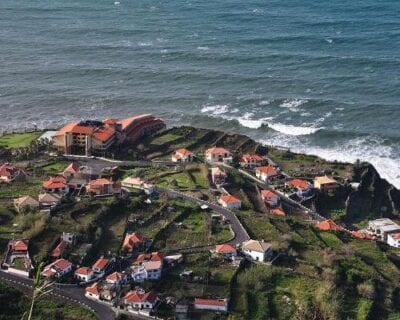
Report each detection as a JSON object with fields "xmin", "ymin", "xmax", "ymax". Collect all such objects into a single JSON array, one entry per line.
[
  {"xmin": 280, "ymin": 99, "xmax": 307, "ymax": 111},
  {"xmin": 260, "ymin": 134, "xmax": 400, "ymax": 188},
  {"xmin": 197, "ymin": 46, "xmax": 209, "ymax": 51},
  {"xmin": 259, "ymin": 100, "xmax": 270, "ymax": 106},
  {"xmin": 114, "ymin": 1, "xmax": 120, "ymax": 5},
  {"xmin": 326, "ymin": 38, "xmax": 333, "ymax": 44},
  {"xmin": 201, "ymin": 104, "xmax": 229, "ymax": 115},
  {"xmin": 138, "ymin": 41, "xmax": 153, "ymax": 47},
  {"xmin": 267, "ymin": 122, "xmax": 322, "ymax": 136}
]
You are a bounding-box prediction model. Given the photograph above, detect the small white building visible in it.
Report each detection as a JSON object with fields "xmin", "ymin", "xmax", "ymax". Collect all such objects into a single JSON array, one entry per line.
[
  {"xmin": 205, "ymin": 147, "xmax": 231, "ymax": 163},
  {"xmin": 194, "ymin": 298, "xmax": 228, "ymax": 313},
  {"xmin": 368, "ymin": 218, "xmax": 400, "ymax": 242},
  {"xmin": 143, "ymin": 260, "xmax": 163, "ymax": 280},
  {"xmin": 387, "ymin": 233, "xmax": 400, "ymax": 248},
  {"xmin": 74, "ymin": 267, "xmax": 94, "ymax": 282},
  {"xmin": 214, "ymin": 244, "xmax": 237, "ymax": 259},
  {"xmin": 123, "ymin": 290, "xmax": 159, "ymax": 310},
  {"xmin": 240, "ymin": 154, "xmax": 264, "ymax": 168},
  {"xmin": 171, "ymin": 149, "xmax": 194, "ymax": 163},
  {"xmin": 261, "ymin": 190, "xmax": 279, "ymax": 207},
  {"xmin": 241, "ymin": 240, "xmax": 273, "ymax": 262},
  {"xmin": 314, "ymin": 176, "xmax": 339, "ymax": 192},
  {"xmin": 121, "ymin": 176, "xmax": 154, "ymax": 195},
  {"xmin": 106, "ymin": 272, "xmax": 128, "ymax": 286},
  {"xmin": 85, "ymin": 282, "xmax": 101, "ymax": 300},
  {"xmin": 211, "ymin": 167, "xmax": 227, "ymax": 186},
  {"xmin": 218, "ymin": 195, "xmax": 241, "ymax": 210},
  {"xmin": 92, "ymin": 257, "xmax": 110, "ymax": 277},
  {"xmin": 255, "ymin": 166, "xmax": 279, "ymax": 182}
]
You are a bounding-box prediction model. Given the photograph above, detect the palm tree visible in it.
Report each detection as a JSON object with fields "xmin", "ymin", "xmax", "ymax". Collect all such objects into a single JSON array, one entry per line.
[{"xmin": 22, "ymin": 262, "xmax": 53, "ymax": 320}]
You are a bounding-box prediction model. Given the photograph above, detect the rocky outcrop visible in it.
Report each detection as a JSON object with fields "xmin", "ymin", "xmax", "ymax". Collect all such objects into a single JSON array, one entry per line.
[{"xmin": 345, "ymin": 163, "xmax": 400, "ymax": 221}]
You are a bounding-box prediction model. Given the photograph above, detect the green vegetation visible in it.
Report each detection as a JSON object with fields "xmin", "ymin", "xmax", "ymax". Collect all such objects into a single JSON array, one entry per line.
[
  {"xmin": 41, "ymin": 161, "xmax": 68, "ymax": 173},
  {"xmin": 0, "ymin": 280, "xmax": 97, "ymax": 320},
  {"xmin": 0, "ymin": 132, "xmax": 42, "ymax": 149},
  {"xmin": 156, "ymin": 165, "xmax": 209, "ymax": 190}
]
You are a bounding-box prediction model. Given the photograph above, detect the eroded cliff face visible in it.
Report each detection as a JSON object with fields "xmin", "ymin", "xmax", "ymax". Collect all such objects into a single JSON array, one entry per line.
[{"xmin": 345, "ymin": 163, "xmax": 400, "ymax": 221}]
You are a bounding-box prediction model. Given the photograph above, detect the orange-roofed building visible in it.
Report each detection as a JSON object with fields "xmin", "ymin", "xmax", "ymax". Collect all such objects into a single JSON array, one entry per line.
[
  {"xmin": 42, "ymin": 176, "xmax": 69, "ymax": 194},
  {"xmin": 122, "ymin": 232, "xmax": 145, "ymax": 253},
  {"xmin": 123, "ymin": 290, "xmax": 159, "ymax": 310},
  {"xmin": 86, "ymin": 178, "xmax": 121, "ymax": 196},
  {"xmin": 218, "ymin": 195, "xmax": 242, "ymax": 210},
  {"xmin": 85, "ymin": 281, "xmax": 101, "ymax": 300},
  {"xmin": 9, "ymin": 239, "xmax": 29, "ymax": 253},
  {"xmin": 63, "ymin": 162, "xmax": 80, "ymax": 178},
  {"xmin": 41, "ymin": 258, "xmax": 72, "ymax": 278},
  {"xmin": 205, "ymin": 147, "xmax": 232, "ymax": 163},
  {"xmin": 215, "ymin": 244, "xmax": 237, "ymax": 258},
  {"xmin": 51, "ymin": 240, "xmax": 69, "ymax": 259},
  {"xmin": 118, "ymin": 114, "xmax": 165, "ymax": 141},
  {"xmin": 350, "ymin": 231, "xmax": 373, "ymax": 240},
  {"xmin": 255, "ymin": 166, "xmax": 280, "ymax": 182},
  {"xmin": 314, "ymin": 176, "xmax": 339, "ymax": 192},
  {"xmin": 270, "ymin": 208, "xmax": 286, "ymax": 216},
  {"xmin": 171, "ymin": 149, "xmax": 194, "ymax": 163},
  {"xmin": 0, "ymin": 163, "xmax": 26, "ymax": 182},
  {"xmin": 194, "ymin": 298, "xmax": 228, "ymax": 313},
  {"xmin": 287, "ymin": 179, "xmax": 311, "ymax": 191},
  {"xmin": 316, "ymin": 219, "xmax": 343, "ymax": 231},
  {"xmin": 240, "ymin": 154, "xmax": 264, "ymax": 168},
  {"xmin": 92, "ymin": 257, "xmax": 110, "ymax": 276},
  {"xmin": 135, "ymin": 252, "xmax": 164, "ymax": 264},
  {"xmin": 261, "ymin": 190, "xmax": 279, "ymax": 207},
  {"xmin": 106, "ymin": 271, "xmax": 128, "ymax": 285},
  {"xmin": 75, "ymin": 267, "xmax": 94, "ymax": 282}
]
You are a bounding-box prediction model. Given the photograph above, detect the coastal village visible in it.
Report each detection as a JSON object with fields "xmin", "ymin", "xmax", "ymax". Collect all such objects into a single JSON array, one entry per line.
[{"xmin": 1, "ymin": 114, "xmax": 400, "ymax": 320}]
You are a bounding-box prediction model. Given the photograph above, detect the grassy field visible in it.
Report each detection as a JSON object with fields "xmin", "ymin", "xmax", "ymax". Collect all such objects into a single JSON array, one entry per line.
[
  {"xmin": 41, "ymin": 161, "xmax": 68, "ymax": 173},
  {"xmin": 0, "ymin": 177, "xmax": 44, "ymax": 198},
  {"xmin": 0, "ymin": 131, "xmax": 42, "ymax": 148}
]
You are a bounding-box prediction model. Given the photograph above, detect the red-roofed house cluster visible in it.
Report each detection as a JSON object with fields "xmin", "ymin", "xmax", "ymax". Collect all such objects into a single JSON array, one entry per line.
[{"xmin": 1, "ymin": 239, "xmax": 33, "ymax": 277}]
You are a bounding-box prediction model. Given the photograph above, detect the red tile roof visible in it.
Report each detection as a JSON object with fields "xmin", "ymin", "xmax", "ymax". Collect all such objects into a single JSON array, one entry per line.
[
  {"xmin": 287, "ymin": 179, "xmax": 311, "ymax": 190},
  {"xmin": 0, "ymin": 163, "xmax": 25, "ymax": 178},
  {"xmin": 136, "ymin": 252, "xmax": 164, "ymax": 263},
  {"xmin": 206, "ymin": 147, "xmax": 230, "ymax": 155},
  {"xmin": 215, "ymin": 244, "xmax": 236, "ymax": 253},
  {"xmin": 87, "ymin": 178, "xmax": 113, "ymax": 186},
  {"xmin": 85, "ymin": 282, "xmax": 100, "ymax": 295},
  {"xmin": 123, "ymin": 290, "xmax": 158, "ymax": 304},
  {"xmin": 194, "ymin": 298, "xmax": 227, "ymax": 307},
  {"xmin": 118, "ymin": 114, "xmax": 153, "ymax": 130},
  {"xmin": 12, "ymin": 239, "xmax": 29, "ymax": 252},
  {"xmin": 106, "ymin": 272, "xmax": 125, "ymax": 282},
  {"xmin": 261, "ymin": 190, "xmax": 278, "ymax": 198},
  {"xmin": 219, "ymin": 195, "xmax": 241, "ymax": 204},
  {"xmin": 64, "ymin": 162, "xmax": 80, "ymax": 175},
  {"xmin": 92, "ymin": 127, "xmax": 115, "ymax": 142},
  {"xmin": 316, "ymin": 219, "xmax": 343, "ymax": 231},
  {"xmin": 256, "ymin": 166, "xmax": 278, "ymax": 176},
  {"xmin": 53, "ymin": 122, "xmax": 79, "ymax": 137},
  {"xmin": 271, "ymin": 208, "xmax": 286, "ymax": 216},
  {"xmin": 350, "ymin": 231, "xmax": 373, "ymax": 240},
  {"xmin": 43, "ymin": 176, "xmax": 67, "ymax": 189},
  {"xmin": 92, "ymin": 258, "xmax": 109, "ymax": 271},
  {"xmin": 103, "ymin": 118, "xmax": 117, "ymax": 125},
  {"xmin": 51, "ymin": 240, "xmax": 69, "ymax": 258},
  {"xmin": 122, "ymin": 233, "xmax": 145, "ymax": 252},
  {"xmin": 75, "ymin": 267, "xmax": 92, "ymax": 276},
  {"xmin": 241, "ymin": 154, "xmax": 263, "ymax": 162}
]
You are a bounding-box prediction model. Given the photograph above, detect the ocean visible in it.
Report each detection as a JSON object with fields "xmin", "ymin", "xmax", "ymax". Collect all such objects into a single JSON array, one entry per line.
[{"xmin": 0, "ymin": 0, "xmax": 399, "ymax": 186}]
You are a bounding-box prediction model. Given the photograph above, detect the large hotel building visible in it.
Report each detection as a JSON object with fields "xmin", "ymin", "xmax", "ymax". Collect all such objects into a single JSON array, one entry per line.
[{"xmin": 53, "ymin": 114, "xmax": 165, "ymax": 155}]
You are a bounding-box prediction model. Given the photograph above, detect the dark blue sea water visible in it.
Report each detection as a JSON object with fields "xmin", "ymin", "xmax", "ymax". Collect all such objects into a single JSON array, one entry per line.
[{"xmin": 0, "ymin": 0, "xmax": 399, "ymax": 186}]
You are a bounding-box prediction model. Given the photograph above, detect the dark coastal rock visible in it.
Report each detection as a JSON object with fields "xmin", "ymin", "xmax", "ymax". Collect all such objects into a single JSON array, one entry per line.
[{"xmin": 345, "ymin": 163, "xmax": 399, "ymax": 220}]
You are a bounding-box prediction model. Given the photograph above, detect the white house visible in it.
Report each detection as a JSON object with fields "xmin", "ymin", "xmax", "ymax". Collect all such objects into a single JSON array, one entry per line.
[
  {"xmin": 205, "ymin": 147, "xmax": 232, "ymax": 163},
  {"xmin": 261, "ymin": 190, "xmax": 279, "ymax": 207},
  {"xmin": 92, "ymin": 257, "xmax": 110, "ymax": 277},
  {"xmin": 121, "ymin": 177, "xmax": 154, "ymax": 195},
  {"xmin": 74, "ymin": 267, "xmax": 94, "ymax": 282},
  {"xmin": 41, "ymin": 258, "xmax": 72, "ymax": 278},
  {"xmin": 240, "ymin": 154, "xmax": 264, "ymax": 168},
  {"xmin": 368, "ymin": 218, "xmax": 400, "ymax": 242},
  {"xmin": 123, "ymin": 290, "xmax": 159, "ymax": 310},
  {"xmin": 106, "ymin": 272, "xmax": 128, "ymax": 286},
  {"xmin": 211, "ymin": 167, "xmax": 227, "ymax": 186},
  {"xmin": 194, "ymin": 298, "xmax": 228, "ymax": 313},
  {"xmin": 171, "ymin": 149, "xmax": 194, "ymax": 163},
  {"xmin": 85, "ymin": 282, "xmax": 101, "ymax": 300},
  {"xmin": 255, "ymin": 166, "xmax": 279, "ymax": 182},
  {"xmin": 387, "ymin": 233, "xmax": 400, "ymax": 248},
  {"xmin": 241, "ymin": 240, "xmax": 273, "ymax": 262},
  {"xmin": 218, "ymin": 195, "xmax": 241, "ymax": 210}
]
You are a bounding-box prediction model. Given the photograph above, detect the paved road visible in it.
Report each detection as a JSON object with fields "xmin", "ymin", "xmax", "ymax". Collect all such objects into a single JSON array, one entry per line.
[
  {"xmin": 158, "ymin": 187, "xmax": 250, "ymax": 245},
  {"xmin": 0, "ymin": 270, "xmax": 115, "ymax": 320}
]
